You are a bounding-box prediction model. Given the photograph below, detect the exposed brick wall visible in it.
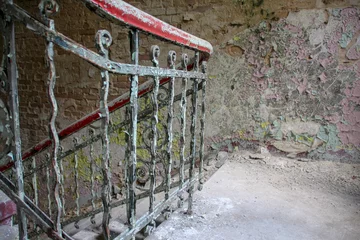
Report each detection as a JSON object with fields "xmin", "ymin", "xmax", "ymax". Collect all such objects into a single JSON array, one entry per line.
[{"xmin": 15, "ymin": 0, "xmax": 113, "ymax": 149}]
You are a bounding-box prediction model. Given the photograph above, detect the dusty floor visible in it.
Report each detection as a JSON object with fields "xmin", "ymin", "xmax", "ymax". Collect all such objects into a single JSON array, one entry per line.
[{"xmin": 147, "ymin": 151, "xmax": 360, "ymax": 240}]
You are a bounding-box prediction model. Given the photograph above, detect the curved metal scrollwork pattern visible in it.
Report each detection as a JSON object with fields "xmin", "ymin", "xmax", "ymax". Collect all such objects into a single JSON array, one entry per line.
[
  {"xmin": 158, "ymin": 85, "xmax": 170, "ymax": 105},
  {"xmin": 39, "ymin": 0, "xmax": 59, "ymax": 18},
  {"xmin": 133, "ymin": 47, "xmax": 179, "ymax": 196}
]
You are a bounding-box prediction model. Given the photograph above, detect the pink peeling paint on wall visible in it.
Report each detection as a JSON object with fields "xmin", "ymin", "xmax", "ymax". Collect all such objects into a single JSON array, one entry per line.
[
  {"xmin": 319, "ymin": 72, "xmax": 327, "ymax": 83},
  {"xmin": 333, "ymin": 8, "xmax": 360, "ymax": 147},
  {"xmin": 346, "ymin": 37, "xmax": 360, "ymax": 60},
  {"xmin": 209, "ymin": 7, "xmax": 360, "ymax": 161},
  {"xmin": 331, "ymin": 79, "xmax": 360, "ymax": 146}
]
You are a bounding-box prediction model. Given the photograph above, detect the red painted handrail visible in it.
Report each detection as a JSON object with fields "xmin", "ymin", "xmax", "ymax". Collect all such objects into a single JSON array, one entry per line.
[{"xmin": 83, "ymin": 0, "xmax": 213, "ymax": 57}]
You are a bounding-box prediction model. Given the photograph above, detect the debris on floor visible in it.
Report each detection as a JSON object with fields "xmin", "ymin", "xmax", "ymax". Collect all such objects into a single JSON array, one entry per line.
[{"xmin": 146, "ymin": 150, "xmax": 360, "ymax": 240}]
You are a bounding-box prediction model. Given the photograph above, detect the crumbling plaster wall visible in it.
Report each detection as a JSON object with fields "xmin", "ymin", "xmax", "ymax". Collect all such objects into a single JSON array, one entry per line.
[
  {"xmin": 6, "ymin": 0, "xmax": 360, "ymax": 162},
  {"xmin": 205, "ymin": 5, "xmax": 360, "ymax": 162}
]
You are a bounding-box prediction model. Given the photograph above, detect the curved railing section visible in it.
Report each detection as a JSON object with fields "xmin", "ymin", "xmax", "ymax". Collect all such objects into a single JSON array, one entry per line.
[{"xmin": 0, "ymin": 0, "xmax": 212, "ymax": 239}]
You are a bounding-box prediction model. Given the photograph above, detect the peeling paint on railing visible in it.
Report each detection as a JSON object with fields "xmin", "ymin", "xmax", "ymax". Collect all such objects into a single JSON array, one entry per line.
[{"xmin": 82, "ymin": 0, "xmax": 213, "ymax": 56}]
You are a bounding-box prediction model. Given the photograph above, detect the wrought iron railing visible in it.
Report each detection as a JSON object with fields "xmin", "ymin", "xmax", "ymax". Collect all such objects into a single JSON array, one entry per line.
[{"xmin": 0, "ymin": 0, "xmax": 212, "ymax": 239}]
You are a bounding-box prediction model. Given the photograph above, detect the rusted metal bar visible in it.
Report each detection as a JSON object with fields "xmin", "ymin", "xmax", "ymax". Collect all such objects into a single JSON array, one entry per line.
[
  {"xmin": 198, "ymin": 62, "xmax": 207, "ymax": 191},
  {"xmin": 165, "ymin": 51, "xmax": 176, "ymax": 200},
  {"xmin": 4, "ymin": 0, "xmax": 27, "ymax": 238},
  {"xmin": 73, "ymin": 138, "xmax": 80, "ymax": 222},
  {"xmin": 127, "ymin": 28, "xmax": 139, "ymax": 228},
  {"xmin": 46, "ymin": 153, "xmax": 52, "ymax": 218},
  {"xmin": 178, "ymin": 53, "xmax": 189, "ymax": 207},
  {"xmin": 32, "ymin": 156, "xmax": 40, "ymax": 237},
  {"xmin": 32, "ymin": 157, "xmax": 38, "ymax": 206},
  {"xmin": 96, "ymin": 29, "xmax": 112, "ymax": 240},
  {"xmin": 59, "ymin": 146, "xmax": 65, "ymax": 216},
  {"xmin": 89, "ymin": 128, "xmax": 96, "ymax": 224},
  {"xmin": 124, "ymin": 105, "xmax": 130, "ymax": 225},
  {"xmin": 149, "ymin": 45, "xmax": 160, "ymax": 214},
  {"xmin": 40, "ymin": 0, "xmax": 62, "ymax": 234},
  {"xmin": 187, "ymin": 52, "xmax": 200, "ymax": 215}
]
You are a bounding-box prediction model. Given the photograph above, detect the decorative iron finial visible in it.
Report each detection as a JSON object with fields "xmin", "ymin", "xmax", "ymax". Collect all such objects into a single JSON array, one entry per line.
[
  {"xmin": 150, "ymin": 45, "xmax": 160, "ymax": 67},
  {"xmin": 95, "ymin": 30, "xmax": 113, "ymax": 57},
  {"xmin": 39, "ymin": 0, "xmax": 59, "ymax": 18},
  {"xmin": 89, "ymin": 127, "xmax": 95, "ymax": 137},
  {"xmin": 73, "ymin": 137, "xmax": 79, "ymax": 146},
  {"xmin": 181, "ymin": 53, "xmax": 188, "ymax": 69},
  {"xmin": 167, "ymin": 50, "xmax": 176, "ymax": 69},
  {"xmin": 194, "ymin": 52, "xmax": 199, "ymax": 71},
  {"xmin": 201, "ymin": 61, "xmax": 207, "ymax": 73},
  {"xmin": 58, "ymin": 145, "xmax": 63, "ymax": 153}
]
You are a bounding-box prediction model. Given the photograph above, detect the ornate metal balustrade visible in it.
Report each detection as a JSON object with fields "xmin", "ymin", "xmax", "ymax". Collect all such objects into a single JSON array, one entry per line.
[{"xmin": 0, "ymin": 0, "xmax": 212, "ymax": 239}]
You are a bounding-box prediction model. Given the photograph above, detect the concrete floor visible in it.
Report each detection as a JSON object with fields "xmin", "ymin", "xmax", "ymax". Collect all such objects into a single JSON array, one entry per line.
[{"xmin": 147, "ymin": 157, "xmax": 360, "ymax": 240}]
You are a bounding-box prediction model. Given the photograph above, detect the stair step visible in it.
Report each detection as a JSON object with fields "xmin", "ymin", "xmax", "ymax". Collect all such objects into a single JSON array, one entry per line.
[
  {"xmin": 109, "ymin": 220, "xmax": 127, "ymax": 234},
  {"xmin": 72, "ymin": 230, "xmax": 100, "ymax": 240},
  {"xmin": 0, "ymin": 225, "xmax": 18, "ymax": 240}
]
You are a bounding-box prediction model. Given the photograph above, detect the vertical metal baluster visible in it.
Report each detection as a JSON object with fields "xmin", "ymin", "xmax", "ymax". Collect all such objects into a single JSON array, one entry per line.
[
  {"xmin": 4, "ymin": 0, "xmax": 27, "ymax": 238},
  {"xmin": 127, "ymin": 29, "xmax": 139, "ymax": 229},
  {"xmin": 46, "ymin": 153, "xmax": 52, "ymax": 218},
  {"xmin": 165, "ymin": 51, "xmax": 176, "ymax": 200},
  {"xmin": 178, "ymin": 53, "xmax": 188, "ymax": 207},
  {"xmin": 39, "ymin": 0, "xmax": 62, "ymax": 233},
  {"xmin": 59, "ymin": 146, "xmax": 65, "ymax": 216},
  {"xmin": 32, "ymin": 157, "xmax": 39, "ymax": 237},
  {"xmin": 89, "ymin": 128, "xmax": 96, "ymax": 224},
  {"xmin": 95, "ymin": 30, "xmax": 112, "ymax": 239},
  {"xmin": 149, "ymin": 45, "xmax": 160, "ymax": 214},
  {"xmin": 73, "ymin": 137, "xmax": 80, "ymax": 228},
  {"xmin": 187, "ymin": 52, "xmax": 200, "ymax": 215},
  {"xmin": 32, "ymin": 157, "xmax": 38, "ymax": 205},
  {"xmin": 124, "ymin": 106, "xmax": 130, "ymax": 221},
  {"xmin": 198, "ymin": 61, "xmax": 207, "ymax": 191}
]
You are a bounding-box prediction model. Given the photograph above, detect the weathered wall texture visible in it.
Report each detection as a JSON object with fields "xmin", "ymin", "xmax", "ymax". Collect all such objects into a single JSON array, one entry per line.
[
  {"xmin": 5, "ymin": 0, "xmax": 360, "ymax": 162},
  {"xmin": 207, "ymin": 7, "xmax": 360, "ymax": 162}
]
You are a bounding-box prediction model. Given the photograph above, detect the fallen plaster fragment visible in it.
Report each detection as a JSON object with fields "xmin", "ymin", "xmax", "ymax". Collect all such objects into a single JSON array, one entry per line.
[
  {"xmin": 215, "ymin": 151, "xmax": 228, "ymax": 168},
  {"xmin": 249, "ymin": 153, "xmax": 266, "ymax": 159},
  {"xmin": 272, "ymin": 139, "xmax": 323, "ymax": 158}
]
